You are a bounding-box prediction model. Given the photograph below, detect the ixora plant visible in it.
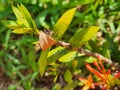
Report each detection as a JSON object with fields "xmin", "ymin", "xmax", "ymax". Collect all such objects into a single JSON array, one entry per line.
[
  {"xmin": 1, "ymin": 4, "xmax": 120, "ymax": 90},
  {"xmin": 79, "ymin": 57, "xmax": 120, "ymax": 90}
]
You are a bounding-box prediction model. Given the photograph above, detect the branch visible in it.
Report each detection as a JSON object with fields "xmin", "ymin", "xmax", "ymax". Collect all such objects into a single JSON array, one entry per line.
[
  {"xmin": 76, "ymin": 48, "xmax": 112, "ymax": 65},
  {"xmin": 43, "ymin": 30, "xmax": 113, "ymax": 65},
  {"xmin": 58, "ymin": 41, "xmax": 112, "ymax": 65}
]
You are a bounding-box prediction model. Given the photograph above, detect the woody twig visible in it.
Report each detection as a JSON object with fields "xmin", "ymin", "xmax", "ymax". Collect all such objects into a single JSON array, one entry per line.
[{"xmin": 58, "ymin": 41, "xmax": 112, "ymax": 65}]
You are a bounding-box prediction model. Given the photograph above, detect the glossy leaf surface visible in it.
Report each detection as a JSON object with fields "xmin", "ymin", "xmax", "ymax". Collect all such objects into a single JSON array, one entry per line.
[
  {"xmin": 69, "ymin": 26, "xmax": 100, "ymax": 48},
  {"xmin": 53, "ymin": 8, "xmax": 76, "ymax": 40},
  {"xmin": 59, "ymin": 51, "xmax": 78, "ymax": 62}
]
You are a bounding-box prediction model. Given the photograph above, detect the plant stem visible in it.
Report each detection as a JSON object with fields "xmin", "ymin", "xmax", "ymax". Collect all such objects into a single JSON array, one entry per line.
[{"xmin": 58, "ymin": 41, "xmax": 112, "ymax": 65}]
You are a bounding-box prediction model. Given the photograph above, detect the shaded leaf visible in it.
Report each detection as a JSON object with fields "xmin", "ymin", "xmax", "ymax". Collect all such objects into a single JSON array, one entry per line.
[
  {"xmin": 77, "ymin": 0, "xmax": 95, "ymax": 5},
  {"xmin": 114, "ymin": 78, "xmax": 120, "ymax": 86},
  {"xmin": 38, "ymin": 49, "xmax": 49, "ymax": 76},
  {"xmin": 21, "ymin": 48, "xmax": 27, "ymax": 63},
  {"xmin": 1, "ymin": 20, "xmax": 21, "ymax": 29},
  {"xmin": 72, "ymin": 60, "xmax": 78, "ymax": 69},
  {"xmin": 39, "ymin": 31, "xmax": 56, "ymax": 51},
  {"xmin": 69, "ymin": 26, "xmax": 100, "ymax": 48},
  {"xmin": 64, "ymin": 69, "xmax": 73, "ymax": 83},
  {"xmin": 28, "ymin": 49, "xmax": 37, "ymax": 72},
  {"xmin": 53, "ymin": 8, "xmax": 76, "ymax": 40},
  {"xmin": 63, "ymin": 81, "xmax": 78, "ymax": 90},
  {"xmin": 52, "ymin": 84, "xmax": 61, "ymax": 90}
]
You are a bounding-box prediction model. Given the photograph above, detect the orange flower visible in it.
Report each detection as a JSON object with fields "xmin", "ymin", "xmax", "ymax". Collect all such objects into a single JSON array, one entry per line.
[
  {"xmin": 86, "ymin": 63, "xmax": 105, "ymax": 81},
  {"xmin": 79, "ymin": 75, "xmax": 95, "ymax": 90},
  {"xmin": 85, "ymin": 60, "xmax": 120, "ymax": 89},
  {"xmin": 86, "ymin": 60, "xmax": 112, "ymax": 84},
  {"xmin": 79, "ymin": 56, "xmax": 120, "ymax": 90}
]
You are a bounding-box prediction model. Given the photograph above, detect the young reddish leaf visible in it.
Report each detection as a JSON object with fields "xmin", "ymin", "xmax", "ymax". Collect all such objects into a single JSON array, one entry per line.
[{"xmin": 39, "ymin": 31, "xmax": 56, "ymax": 50}]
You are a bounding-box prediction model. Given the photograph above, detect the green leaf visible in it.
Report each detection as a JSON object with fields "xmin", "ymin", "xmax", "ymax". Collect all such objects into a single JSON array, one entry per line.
[
  {"xmin": 18, "ymin": 4, "xmax": 33, "ymax": 23},
  {"xmin": 53, "ymin": 8, "xmax": 76, "ymax": 40},
  {"xmin": 78, "ymin": 0, "xmax": 95, "ymax": 5},
  {"xmin": 108, "ymin": 75, "xmax": 115, "ymax": 86},
  {"xmin": 38, "ymin": 49, "xmax": 50, "ymax": 76},
  {"xmin": 1, "ymin": 20, "xmax": 20, "ymax": 29},
  {"xmin": 52, "ymin": 84, "xmax": 61, "ymax": 90},
  {"xmin": 85, "ymin": 57, "xmax": 97, "ymax": 63},
  {"xmin": 12, "ymin": 28, "xmax": 33, "ymax": 34},
  {"xmin": 69, "ymin": 26, "xmax": 100, "ymax": 48},
  {"xmin": 59, "ymin": 51, "xmax": 78, "ymax": 62},
  {"xmin": 17, "ymin": 4, "xmax": 37, "ymax": 30},
  {"xmin": 47, "ymin": 46, "xmax": 69, "ymax": 64},
  {"xmin": 21, "ymin": 48, "xmax": 27, "ymax": 63},
  {"xmin": 28, "ymin": 49, "xmax": 37, "ymax": 72},
  {"xmin": 12, "ymin": 6, "xmax": 29, "ymax": 27},
  {"xmin": 64, "ymin": 69, "xmax": 73, "ymax": 83},
  {"xmin": 48, "ymin": 46, "xmax": 64, "ymax": 57},
  {"xmin": 63, "ymin": 81, "xmax": 78, "ymax": 90},
  {"xmin": 114, "ymin": 78, "xmax": 120, "ymax": 86}
]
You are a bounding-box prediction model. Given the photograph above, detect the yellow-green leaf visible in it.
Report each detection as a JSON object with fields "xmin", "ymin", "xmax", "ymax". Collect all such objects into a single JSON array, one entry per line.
[
  {"xmin": 18, "ymin": 4, "xmax": 37, "ymax": 30},
  {"xmin": 1, "ymin": 20, "xmax": 21, "ymax": 29},
  {"xmin": 12, "ymin": 28, "xmax": 33, "ymax": 34},
  {"xmin": 48, "ymin": 46, "xmax": 64, "ymax": 57},
  {"xmin": 12, "ymin": 6, "xmax": 30, "ymax": 27},
  {"xmin": 59, "ymin": 51, "xmax": 78, "ymax": 62},
  {"xmin": 108, "ymin": 74, "xmax": 115, "ymax": 86},
  {"xmin": 18, "ymin": 4, "xmax": 33, "ymax": 23},
  {"xmin": 114, "ymin": 78, "xmax": 120, "ymax": 86},
  {"xmin": 38, "ymin": 49, "xmax": 50, "ymax": 76},
  {"xmin": 53, "ymin": 8, "xmax": 76, "ymax": 40},
  {"xmin": 63, "ymin": 81, "xmax": 78, "ymax": 90},
  {"xmin": 69, "ymin": 26, "xmax": 100, "ymax": 48},
  {"xmin": 47, "ymin": 47, "xmax": 69, "ymax": 64},
  {"xmin": 64, "ymin": 69, "xmax": 73, "ymax": 83}
]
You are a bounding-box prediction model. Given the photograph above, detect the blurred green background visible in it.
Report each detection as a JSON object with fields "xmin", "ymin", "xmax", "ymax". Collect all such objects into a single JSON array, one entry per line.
[{"xmin": 0, "ymin": 0, "xmax": 120, "ymax": 90}]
